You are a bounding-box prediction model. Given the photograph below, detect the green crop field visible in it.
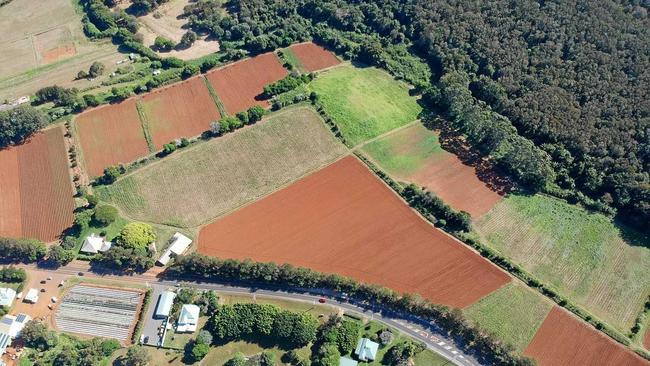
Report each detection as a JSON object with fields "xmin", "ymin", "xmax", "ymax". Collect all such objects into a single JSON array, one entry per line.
[
  {"xmin": 464, "ymin": 282, "xmax": 553, "ymax": 351},
  {"xmin": 475, "ymin": 194, "xmax": 650, "ymax": 331},
  {"xmin": 96, "ymin": 106, "xmax": 347, "ymax": 228},
  {"xmin": 309, "ymin": 64, "xmax": 422, "ymax": 146},
  {"xmin": 361, "ymin": 122, "xmax": 444, "ymax": 177}
]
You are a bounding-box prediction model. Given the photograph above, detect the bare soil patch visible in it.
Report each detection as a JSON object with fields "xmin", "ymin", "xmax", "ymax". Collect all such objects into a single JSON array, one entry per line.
[
  {"xmin": 33, "ymin": 26, "xmax": 77, "ymax": 64},
  {"xmin": 75, "ymin": 99, "xmax": 150, "ymax": 177},
  {"xmin": 0, "ymin": 127, "xmax": 75, "ymax": 242},
  {"xmin": 289, "ymin": 42, "xmax": 340, "ymax": 72},
  {"xmin": 198, "ymin": 156, "xmax": 510, "ymax": 308},
  {"xmin": 41, "ymin": 43, "xmax": 77, "ymax": 64},
  {"xmin": 644, "ymin": 329, "xmax": 650, "ymax": 350},
  {"xmin": 205, "ymin": 52, "xmax": 288, "ymax": 114},
  {"xmin": 139, "ymin": 76, "xmax": 221, "ymax": 149},
  {"xmin": 524, "ymin": 306, "xmax": 647, "ymax": 366}
]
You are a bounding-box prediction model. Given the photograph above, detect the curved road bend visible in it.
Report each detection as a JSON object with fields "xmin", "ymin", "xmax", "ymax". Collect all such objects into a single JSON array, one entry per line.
[{"xmin": 22, "ymin": 262, "xmax": 479, "ymax": 366}]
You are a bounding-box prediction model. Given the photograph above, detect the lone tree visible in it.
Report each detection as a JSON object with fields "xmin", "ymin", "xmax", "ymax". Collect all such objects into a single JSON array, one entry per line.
[
  {"xmin": 154, "ymin": 36, "xmax": 175, "ymax": 51},
  {"xmin": 88, "ymin": 61, "xmax": 106, "ymax": 78},
  {"xmin": 121, "ymin": 345, "xmax": 150, "ymax": 366},
  {"xmin": 94, "ymin": 205, "xmax": 118, "ymax": 226},
  {"xmin": 179, "ymin": 30, "xmax": 197, "ymax": 47},
  {"xmin": 0, "ymin": 105, "xmax": 47, "ymax": 148},
  {"xmin": 116, "ymin": 222, "xmax": 156, "ymax": 252}
]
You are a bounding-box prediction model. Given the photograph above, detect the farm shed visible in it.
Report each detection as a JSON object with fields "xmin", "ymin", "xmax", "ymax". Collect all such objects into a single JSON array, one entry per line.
[
  {"xmin": 154, "ymin": 291, "xmax": 176, "ymax": 318},
  {"xmin": 80, "ymin": 233, "xmax": 112, "ymax": 254},
  {"xmin": 157, "ymin": 232, "xmax": 192, "ymax": 266},
  {"xmin": 0, "ymin": 314, "xmax": 31, "ymax": 338},
  {"xmin": 176, "ymin": 304, "xmax": 200, "ymax": 333},
  {"xmin": 355, "ymin": 338, "xmax": 379, "ymax": 362},
  {"xmin": 0, "ymin": 289, "xmax": 16, "ymax": 307},
  {"xmin": 339, "ymin": 357, "xmax": 358, "ymax": 366},
  {"xmin": 24, "ymin": 288, "xmax": 39, "ymax": 304}
]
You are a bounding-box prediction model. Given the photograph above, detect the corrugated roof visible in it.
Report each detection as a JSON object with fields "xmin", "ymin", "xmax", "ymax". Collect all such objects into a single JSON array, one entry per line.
[{"xmin": 154, "ymin": 291, "xmax": 176, "ymax": 318}]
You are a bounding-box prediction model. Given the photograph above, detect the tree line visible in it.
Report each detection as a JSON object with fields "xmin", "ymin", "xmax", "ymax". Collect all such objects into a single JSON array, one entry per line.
[{"xmin": 166, "ymin": 254, "xmax": 536, "ymax": 366}]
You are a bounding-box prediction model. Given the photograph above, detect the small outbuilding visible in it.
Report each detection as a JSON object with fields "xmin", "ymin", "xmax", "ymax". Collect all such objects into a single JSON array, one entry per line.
[
  {"xmin": 80, "ymin": 233, "xmax": 112, "ymax": 254},
  {"xmin": 176, "ymin": 304, "xmax": 200, "ymax": 333},
  {"xmin": 355, "ymin": 338, "xmax": 379, "ymax": 362},
  {"xmin": 0, "ymin": 288, "xmax": 16, "ymax": 307},
  {"xmin": 23, "ymin": 289, "xmax": 39, "ymax": 304},
  {"xmin": 156, "ymin": 232, "xmax": 192, "ymax": 266},
  {"xmin": 154, "ymin": 291, "xmax": 176, "ymax": 319},
  {"xmin": 339, "ymin": 356, "xmax": 358, "ymax": 366}
]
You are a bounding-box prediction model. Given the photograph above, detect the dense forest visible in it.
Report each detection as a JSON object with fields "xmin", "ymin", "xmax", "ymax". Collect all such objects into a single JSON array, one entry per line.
[{"xmin": 179, "ymin": 0, "xmax": 650, "ymax": 229}]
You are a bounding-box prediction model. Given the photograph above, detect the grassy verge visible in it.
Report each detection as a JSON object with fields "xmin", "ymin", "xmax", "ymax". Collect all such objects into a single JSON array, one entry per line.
[{"xmin": 278, "ymin": 48, "xmax": 304, "ymax": 72}]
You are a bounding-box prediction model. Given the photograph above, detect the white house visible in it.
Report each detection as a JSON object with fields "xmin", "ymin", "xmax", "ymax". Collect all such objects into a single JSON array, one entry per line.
[
  {"xmin": 0, "ymin": 289, "xmax": 16, "ymax": 307},
  {"xmin": 355, "ymin": 338, "xmax": 379, "ymax": 362},
  {"xmin": 23, "ymin": 289, "xmax": 39, "ymax": 304},
  {"xmin": 156, "ymin": 233, "xmax": 192, "ymax": 266},
  {"xmin": 176, "ymin": 304, "xmax": 200, "ymax": 333},
  {"xmin": 80, "ymin": 233, "xmax": 112, "ymax": 254}
]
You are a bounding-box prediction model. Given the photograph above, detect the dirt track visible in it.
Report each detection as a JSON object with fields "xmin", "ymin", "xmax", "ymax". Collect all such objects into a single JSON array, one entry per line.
[
  {"xmin": 524, "ymin": 306, "xmax": 647, "ymax": 366},
  {"xmin": 198, "ymin": 156, "xmax": 510, "ymax": 308},
  {"xmin": 205, "ymin": 52, "xmax": 287, "ymax": 114},
  {"xmin": 289, "ymin": 42, "xmax": 340, "ymax": 72}
]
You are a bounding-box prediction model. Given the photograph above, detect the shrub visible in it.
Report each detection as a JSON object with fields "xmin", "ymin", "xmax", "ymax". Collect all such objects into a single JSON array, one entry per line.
[
  {"xmin": 20, "ymin": 321, "xmax": 58, "ymax": 351},
  {"xmin": 47, "ymin": 245, "xmax": 75, "ymax": 266},
  {"xmin": 154, "ymin": 36, "xmax": 175, "ymax": 51},
  {"xmin": 94, "ymin": 205, "xmax": 118, "ymax": 226},
  {"xmin": 190, "ymin": 342, "xmax": 209, "ymax": 362},
  {"xmin": 163, "ymin": 142, "xmax": 177, "ymax": 155},
  {"xmin": 102, "ymin": 164, "xmax": 123, "ymax": 183},
  {"xmin": 0, "ymin": 105, "xmax": 47, "ymax": 148},
  {"xmin": 116, "ymin": 222, "xmax": 156, "ymax": 252},
  {"xmin": 247, "ymin": 105, "xmax": 266, "ymax": 123},
  {"xmin": 0, "ymin": 238, "xmax": 47, "ymax": 263}
]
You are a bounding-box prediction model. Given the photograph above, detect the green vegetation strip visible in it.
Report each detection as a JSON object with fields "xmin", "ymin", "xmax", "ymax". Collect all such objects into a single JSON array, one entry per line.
[
  {"xmin": 135, "ymin": 101, "xmax": 156, "ymax": 152},
  {"xmin": 464, "ymin": 283, "xmax": 553, "ymax": 351},
  {"xmin": 202, "ymin": 76, "xmax": 228, "ymax": 117},
  {"xmin": 279, "ymin": 48, "xmax": 304, "ymax": 72},
  {"xmin": 309, "ymin": 65, "xmax": 422, "ymax": 147}
]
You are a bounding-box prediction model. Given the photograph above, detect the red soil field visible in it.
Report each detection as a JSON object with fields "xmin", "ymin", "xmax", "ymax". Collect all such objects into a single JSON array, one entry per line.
[
  {"xmin": 139, "ymin": 76, "xmax": 221, "ymax": 149},
  {"xmin": 0, "ymin": 127, "xmax": 75, "ymax": 242},
  {"xmin": 524, "ymin": 306, "xmax": 648, "ymax": 366},
  {"xmin": 41, "ymin": 43, "xmax": 76, "ymax": 64},
  {"xmin": 289, "ymin": 42, "xmax": 340, "ymax": 72},
  {"xmin": 410, "ymin": 154, "xmax": 504, "ymax": 218},
  {"xmin": 76, "ymin": 99, "xmax": 150, "ymax": 177},
  {"xmin": 198, "ymin": 156, "xmax": 510, "ymax": 308},
  {"xmin": 205, "ymin": 52, "xmax": 288, "ymax": 114},
  {"xmin": 645, "ymin": 329, "xmax": 650, "ymax": 350}
]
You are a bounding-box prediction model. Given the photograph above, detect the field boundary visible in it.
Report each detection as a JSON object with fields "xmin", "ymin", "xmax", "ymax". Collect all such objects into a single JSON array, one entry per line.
[
  {"xmin": 202, "ymin": 75, "xmax": 227, "ymax": 117},
  {"xmin": 352, "ymin": 151, "xmax": 647, "ymax": 359},
  {"xmin": 135, "ymin": 101, "xmax": 155, "ymax": 152},
  {"xmin": 354, "ymin": 119, "xmax": 421, "ymax": 150}
]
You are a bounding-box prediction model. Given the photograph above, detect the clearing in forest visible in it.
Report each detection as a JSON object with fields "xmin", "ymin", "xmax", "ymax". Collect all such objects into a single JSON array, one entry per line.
[
  {"xmin": 475, "ymin": 194, "xmax": 650, "ymax": 331},
  {"xmin": 287, "ymin": 42, "xmax": 340, "ymax": 72},
  {"xmin": 205, "ymin": 52, "xmax": 288, "ymax": 114},
  {"xmin": 75, "ymin": 99, "xmax": 150, "ymax": 178},
  {"xmin": 0, "ymin": 126, "xmax": 75, "ymax": 242},
  {"xmin": 524, "ymin": 306, "xmax": 647, "ymax": 366},
  {"xmin": 198, "ymin": 156, "xmax": 510, "ymax": 308},
  {"xmin": 361, "ymin": 122, "xmax": 503, "ymax": 217},
  {"xmin": 464, "ymin": 282, "xmax": 553, "ymax": 351},
  {"xmin": 138, "ymin": 76, "xmax": 221, "ymax": 149},
  {"xmin": 308, "ymin": 64, "xmax": 422, "ymax": 146},
  {"xmin": 96, "ymin": 106, "xmax": 347, "ymax": 228}
]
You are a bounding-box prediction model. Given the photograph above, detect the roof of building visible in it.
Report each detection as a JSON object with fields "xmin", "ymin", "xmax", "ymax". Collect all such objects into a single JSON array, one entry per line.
[
  {"xmin": 355, "ymin": 338, "xmax": 379, "ymax": 361},
  {"xmin": 0, "ymin": 288, "xmax": 16, "ymax": 307},
  {"xmin": 0, "ymin": 332, "xmax": 9, "ymax": 355},
  {"xmin": 177, "ymin": 304, "xmax": 200, "ymax": 332},
  {"xmin": 24, "ymin": 288, "xmax": 39, "ymax": 303},
  {"xmin": 154, "ymin": 291, "xmax": 176, "ymax": 318},
  {"xmin": 80, "ymin": 233, "xmax": 112, "ymax": 254},
  {"xmin": 339, "ymin": 357, "xmax": 358, "ymax": 366},
  {"xmin": 0, "ymin": 314, "xmax": 31, "ymax": 338},
  {"xmin": 156, "ymin": 232, "xmax": 192, "ymax": 265}
]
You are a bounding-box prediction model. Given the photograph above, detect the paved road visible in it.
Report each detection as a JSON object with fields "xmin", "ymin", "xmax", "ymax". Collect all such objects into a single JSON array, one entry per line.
[{"xmin": 24, "ymin": 262, "xmax": 479, "ymax": 366}]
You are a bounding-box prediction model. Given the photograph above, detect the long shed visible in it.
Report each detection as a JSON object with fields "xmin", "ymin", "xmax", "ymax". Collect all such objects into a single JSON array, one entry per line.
[{"xmin": 154, "ymin": 291, "xmax": 176, "ymax": 318}]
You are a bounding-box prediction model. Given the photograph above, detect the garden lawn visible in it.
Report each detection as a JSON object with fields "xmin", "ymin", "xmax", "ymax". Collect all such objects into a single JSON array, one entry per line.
[
  {"xmin": 95, "ymin": 106, "xmax": 347, "ymax": 228},
  {"xmin": 475, "ymin": 194, "xmax": 650, "ymax": 331},
  {"xmin": 464, "ymin": 282, "xmax": 553, "ymax": 351},
  {"xmin": 309, "ymin": 65, "xmax": 421, "ymax": 146}
]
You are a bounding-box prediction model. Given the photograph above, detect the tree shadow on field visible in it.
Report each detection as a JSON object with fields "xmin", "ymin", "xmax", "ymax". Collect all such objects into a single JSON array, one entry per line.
[
  {"xmin": 614, "ymin": 219, "xmax": 649, "ymax": 249},
  {"xmin": 421, "ymin": 115, "xmax": 515, "ymax": 196}
]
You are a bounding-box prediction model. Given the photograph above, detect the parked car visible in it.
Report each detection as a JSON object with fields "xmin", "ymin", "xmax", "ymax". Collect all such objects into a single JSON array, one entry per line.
[{"xmin": 318, "ymin": 297, "xmax": 326, "ymax": 303}]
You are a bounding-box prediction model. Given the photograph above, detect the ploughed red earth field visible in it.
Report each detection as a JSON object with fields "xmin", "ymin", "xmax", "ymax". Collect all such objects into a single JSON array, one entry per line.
[
  {"xmin": 139, "ymin": 76, "xmax": 221, "ymax": 149},
  {"xmin": 205, "ymin": 52, "xmax": 288, "ymax": 114},
  {"xmin": 198, "ymin": 156, "xmax": 510, "ymax": 308},
  {"xmin": 289, "ymin": 42, "xmax": 340, "ymax": 72},
  {"xmin": 0, "ymin": 127, "xmax": 75, "ymax": 241},
  {"xmin": 524, "ymin": 306, "xmax": 648, "ymax": 366},
  {"xmin": 75, "ymin": 99, "xmax": 150, "ymax": 177}
]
